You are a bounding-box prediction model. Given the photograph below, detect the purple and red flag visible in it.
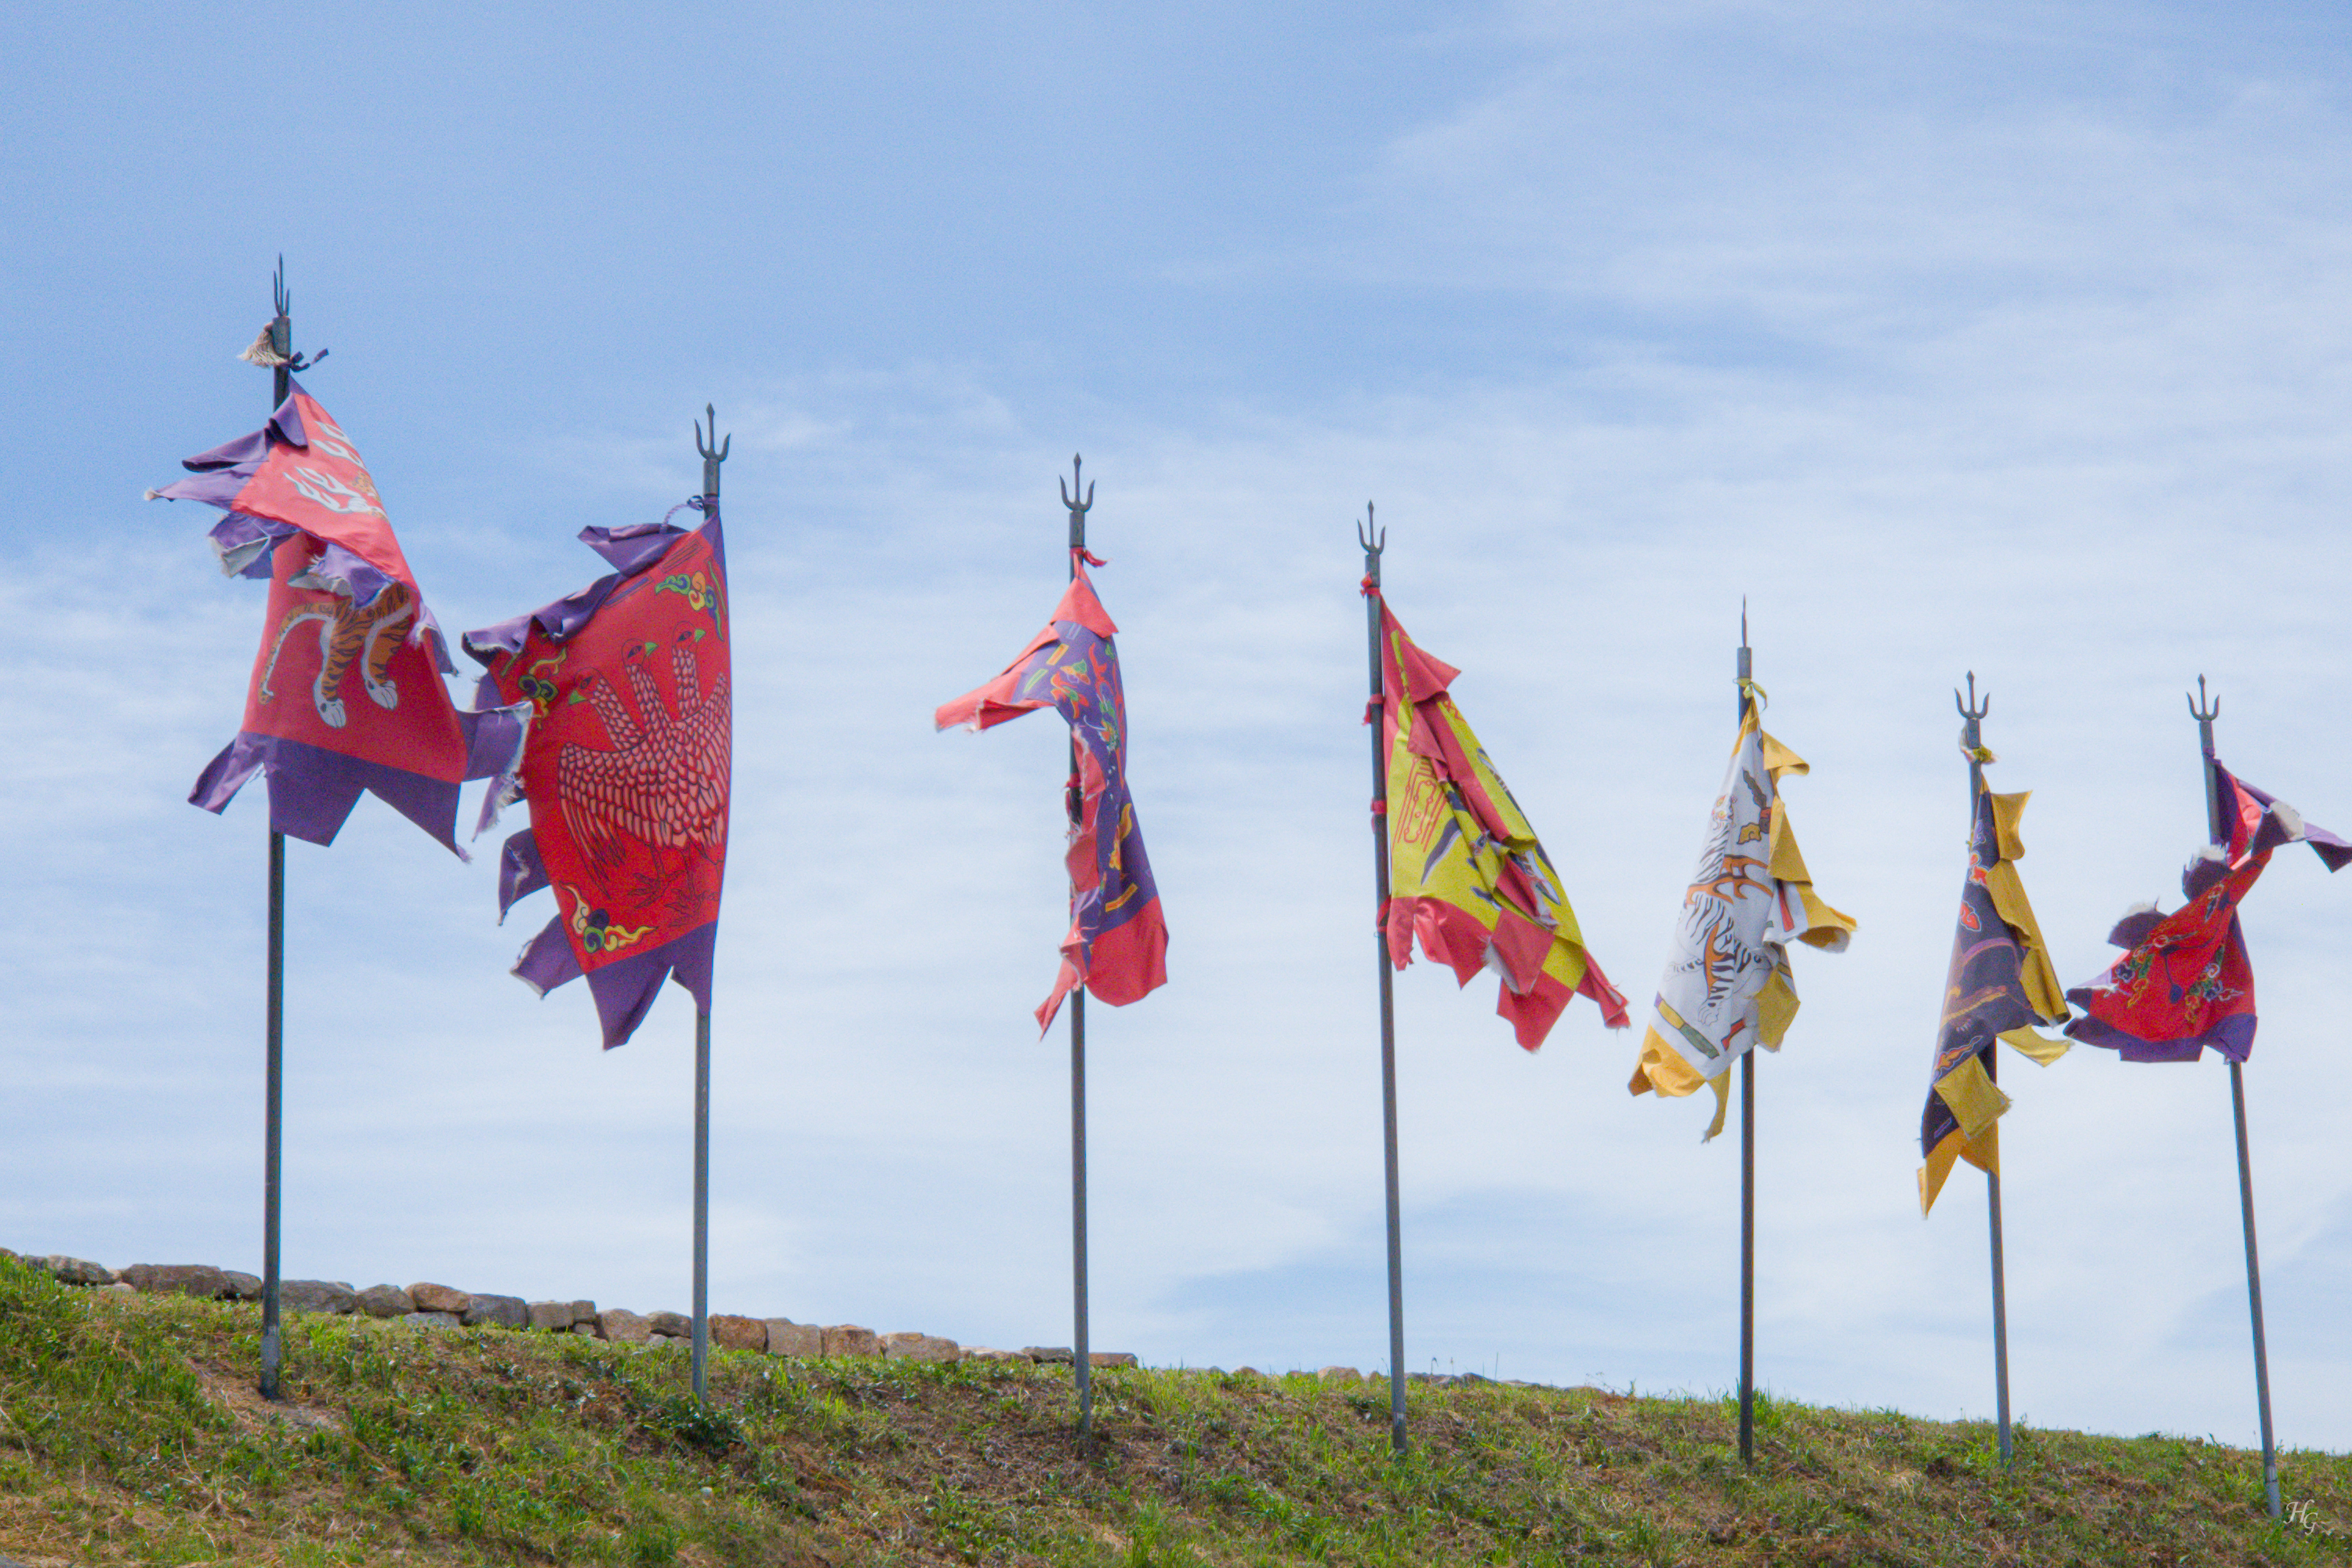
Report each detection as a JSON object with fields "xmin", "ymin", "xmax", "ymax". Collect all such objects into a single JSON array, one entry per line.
[
  {"xmin": 2065, "ymin": 759, "xmax": 2350, "ymax": 1064},
  {"xmin": 936, "ymin": 552, "xmax": 1168, "ymax": 1033},
  {"xmin": 150, "ymin": 381, "xmax": 523, "ymax": 854},
  {"xmin": 464, "ymin": 510, "xmax": 731, "ymax": 1049}
]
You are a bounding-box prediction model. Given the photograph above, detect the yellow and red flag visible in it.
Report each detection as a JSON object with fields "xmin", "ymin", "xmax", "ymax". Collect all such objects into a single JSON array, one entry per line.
[{"xmin": 1374, "ymin": 593, "xmax": 1627, "ymax": 1049}]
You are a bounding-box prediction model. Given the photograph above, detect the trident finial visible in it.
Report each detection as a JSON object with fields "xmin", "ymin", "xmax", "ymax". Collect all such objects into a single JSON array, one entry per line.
[
  {"xmin": 696, "ymin": 404, "xmax": 728, "ymax": 502},
  {"xmin": 1356, "ymin": 499, "xmax": 1385, "ymax": 557},
  {"xmin": 249, "ymin": 255, "xmax": 325, "ymax": 372},
  {"xmin": 2187, "ymin": 673, "xmax": 2220, "ymax": 723},
  {"xmin": 1061, "ymin": 454, "xmax": 1093, "ymax": 553},
  {"xmin": 1956, "ymin": 670, "xmax": 1990, "ymax": 721},
  {"xmin": 1060, "ymin": 453, "xmax": 1093, "ymax": 514}
]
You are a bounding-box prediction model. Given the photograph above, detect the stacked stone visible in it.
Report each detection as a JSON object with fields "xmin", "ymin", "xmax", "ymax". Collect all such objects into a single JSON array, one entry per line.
[{"xmin": 3, "ymin": 1251, "xmax": 1142, "ymax": 1367}]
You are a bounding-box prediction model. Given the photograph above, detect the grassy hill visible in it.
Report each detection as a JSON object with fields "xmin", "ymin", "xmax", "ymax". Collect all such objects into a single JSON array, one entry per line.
[{"xmin": 2, "ymin": 1257, "xmax": 2349, "ymax": 1566}]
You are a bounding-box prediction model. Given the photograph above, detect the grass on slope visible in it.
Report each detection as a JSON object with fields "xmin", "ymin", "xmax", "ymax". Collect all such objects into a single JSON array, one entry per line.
[{"xmin": 2, "ymin": 1256, "xmax": 2350, "ymax": 1566}]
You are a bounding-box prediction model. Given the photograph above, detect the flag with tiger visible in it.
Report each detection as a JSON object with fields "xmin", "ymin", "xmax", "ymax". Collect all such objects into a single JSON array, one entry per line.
[
  {"xmin": 1632, "ymin": 697, "xmax": 1854, "ymax": 1140},
  {"xmin": 149, "ymin": 379, "xmax": 524, "ymax": 855},
  {"xmin": 464, "ymin": 508, "xmax": 731, "ymax": 1049}
]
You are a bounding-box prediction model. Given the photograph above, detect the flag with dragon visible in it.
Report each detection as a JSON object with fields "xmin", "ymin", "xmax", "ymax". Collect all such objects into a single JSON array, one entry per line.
[
  {"xmin": 1918, "ymin": 782, "xmax": 2071, "ymax": 1215},
  {"xmin": 463, "ymin": 508, "xmax": 731, "ymax": 1049},
  {"xmin": 2064, "ymin": 760, "xmax": 2348, "ymax": 1065},
  {"xmin": 1632, "ymin": 699, "xmax": 1855, "ymax": 1140},
  {"xmin": 148, "ymin": 379, "xmax": 524, "ymax": 855},
  {"xmin": 1371, "ymin": 593, "xmax": 1628, "ymax": 1049},
  {"xmin": 936, "ymin": 551, "xmax": 1167, "ymax": 1033}
]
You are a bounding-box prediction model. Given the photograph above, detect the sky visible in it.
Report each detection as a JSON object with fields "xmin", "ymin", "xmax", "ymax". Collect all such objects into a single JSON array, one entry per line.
[{"xmin": 8, "ymin": 0, "xmax": 2352, "ymax": 1456}]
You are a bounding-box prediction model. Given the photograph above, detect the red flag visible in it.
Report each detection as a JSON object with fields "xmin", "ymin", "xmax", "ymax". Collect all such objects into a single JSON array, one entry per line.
[
  {"xmin": 153, "ymin": 382, "xmax": 521, "ymax": 853},
  {"xmin": 466, "ymin": 514, "xmax": 731, "ymax": 1048},
  {"xmin": 937, "ymin": 554, "xmax": 1167, "ymax": 1031}
]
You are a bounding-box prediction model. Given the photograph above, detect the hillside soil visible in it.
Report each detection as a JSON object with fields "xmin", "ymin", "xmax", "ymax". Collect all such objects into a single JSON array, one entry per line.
[{"xmin": 3, "ymin": 1258, "xmax": 2350, "ymax": 1566}]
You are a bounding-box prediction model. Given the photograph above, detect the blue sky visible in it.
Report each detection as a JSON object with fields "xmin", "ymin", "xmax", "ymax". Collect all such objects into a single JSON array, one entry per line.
[{"xmin": 9, "ymin": 0, "xmax": 2352, "ymax": 1456}]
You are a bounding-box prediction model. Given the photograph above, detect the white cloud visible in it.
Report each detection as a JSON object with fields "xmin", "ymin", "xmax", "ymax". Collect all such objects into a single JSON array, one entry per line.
[{"xmin": 7, "ymin": 0, "xmax": 2352, "ymax": 1460}]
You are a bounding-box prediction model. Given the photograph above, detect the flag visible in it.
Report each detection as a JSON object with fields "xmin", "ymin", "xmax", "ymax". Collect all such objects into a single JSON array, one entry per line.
[
  {"xmin": 463, "ymin": 510, "xmax": 731, "ymax": 1049},
  {"xmin": 1371, "ymin": 593, "xmax": 1628, "ymax": 1048},
  {"xmin": 2064, "ymin": 760, "xmax": 2347, "ymax": 1064},
  {"xmin": 936, "ymin": 551, "xmax": 1167, "ymax": 1033},
  {"xmin": 1918, "ymin": 784, "xmax": 2070, "ymax": 1215},
  {"xmin": 1632, "ymin": 701, "xmax": 1855, "ymax": 1139},
  {"xmin": 150, "ymin": 380, "xmax": 523, "ymax": 855}
]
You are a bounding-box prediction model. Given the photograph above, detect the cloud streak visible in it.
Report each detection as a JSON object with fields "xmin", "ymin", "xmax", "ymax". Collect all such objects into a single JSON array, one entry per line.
[{"xmin": 5, "ymin": 0, "xmax": 2352, "ymax": 1456}]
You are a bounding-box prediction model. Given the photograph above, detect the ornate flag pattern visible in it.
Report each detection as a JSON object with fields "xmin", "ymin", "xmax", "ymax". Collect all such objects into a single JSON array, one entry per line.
[
  {"xmin": 151, "ymin": 381, "xmax": 522, "ymax": 854},
  {"xmin": 1632, "ymin": 703, "xmax": 1855, "ymax": 1139},
  {"xmin": 465, "ymin": 514, "xmax": 731, "ymax": 1049},
  {"xmin": 935, "ymin": 553, "xmax": 1168, "ymax": 1033},
  {"xmin": 2064, "ymin": 760, "xmax": 2348, "ymax": 1064},
  {"xmin": 1918, "ymin": 785, "xmax": 2070, "ymax": 1214},
  {"xmin": 1373, "ymin": 595, "xmax": 1628, "ymax": 1049}
]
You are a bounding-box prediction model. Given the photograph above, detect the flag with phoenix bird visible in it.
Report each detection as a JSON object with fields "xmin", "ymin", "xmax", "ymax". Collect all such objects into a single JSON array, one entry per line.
[
  {"xmin": 464, "ymin": 508, "xmax": 731, "ymax": 1049},
  {"xmin": 2064, "ymin": 760, "xmax": 2348, "ymax": 1065},
  {"xmin": 1372, "ymin": 593, "xmax": 1628, "ymax": 1049},
  {"xmin": 936, "ymin": 551, "xmax": 1168, "ymax": 1033}
]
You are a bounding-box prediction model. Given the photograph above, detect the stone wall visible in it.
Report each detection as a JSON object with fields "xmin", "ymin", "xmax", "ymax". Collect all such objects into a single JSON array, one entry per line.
[{"xmin": 0, "ymin": 1247, "xmax": 1139, "ymax": 1370}]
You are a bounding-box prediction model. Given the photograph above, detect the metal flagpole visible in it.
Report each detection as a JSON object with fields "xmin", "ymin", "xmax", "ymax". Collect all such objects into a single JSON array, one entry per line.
[
  {"xmin": 1359, "ymin": 505, "xmax": 1407, "ymax": 1458},
  {"xmin": 691, "ymin": 406, "xmax": 728, "ymax": 1408},
  {"xmin": 258, "ymin": 258, "xmax": 296, "ymax": 1402},
  {"xmin": 1956, "ymin": 673, "xmax": 2013, "ymax": 1468},
  {"xmin": 1062, "ymin": 456, "xmax": 1094, "ymax": 1440},
  {"xmin": 1737, "ymin": 604, "xmax": 1754, "ymax": 1465},
  {"xmin": 2190, "ymin": 676, "xmax": 2281, "ymax": 1519}
]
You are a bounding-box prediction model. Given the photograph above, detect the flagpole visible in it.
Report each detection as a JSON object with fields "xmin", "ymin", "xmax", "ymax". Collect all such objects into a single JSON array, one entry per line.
[
  {"xmin": 691, "ymin": 406, "xmax": 728, "ymax": 1408},
  {"xmin": 2190, "ymin": 677, "xmax": 2281, "ymax": 1520},
  {"xmin": 1737, "ymin": 605, "xmax": 1755, "ymax": 1465},
  {"xmin": 1062, "ymin": 456, "xmax": 1094, "ymax": 1441},
  {"xmin": 1359, "ymin": 504, "xmax": 1407, "ymax": 1459},
  {"xmin": 257, "ymin": 259, "xmax": 295, "ymax": 1403},
  {"xmin": 1956, "ymin": 673, "xmax": 2013, "ymax": 1468}
]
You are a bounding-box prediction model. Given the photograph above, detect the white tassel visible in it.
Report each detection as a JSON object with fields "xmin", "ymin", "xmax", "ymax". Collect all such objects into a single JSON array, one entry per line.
[{"xmin": 236, "ymin": 325, "xmax": 290, "ymax": 368}]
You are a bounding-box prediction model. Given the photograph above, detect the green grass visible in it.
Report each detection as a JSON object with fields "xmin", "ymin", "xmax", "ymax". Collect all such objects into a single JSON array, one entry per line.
[{"xmin": 3, "ymin": 1255, "xmax": 2350, "ymax": 1565}]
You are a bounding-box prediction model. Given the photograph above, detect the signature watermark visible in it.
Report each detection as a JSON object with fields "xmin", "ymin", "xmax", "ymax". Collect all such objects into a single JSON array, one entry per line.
[{"xmin": 2284, "ymin": 1499, "xmax": 2349, "ymax": 1541}]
